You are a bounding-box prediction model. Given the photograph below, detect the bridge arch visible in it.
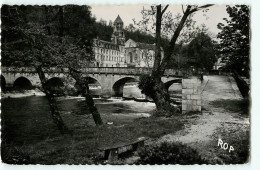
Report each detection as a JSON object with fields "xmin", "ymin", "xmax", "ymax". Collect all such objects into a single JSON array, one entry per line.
[
  {"xmin": 13, "ymin": 76, "xmax": 33, "ymax": 90},
  {"xmin": 74, "ymin": 77, "xmax": 102, "ymax": 96},
  {"xmin": 164, "ymin": 79, "xmax": 182, "ymax": 91},
  {"xmin": 112, "ymin": 77, "xmax": 138, "ymax": 97},
  {"xmin": 1, "ymin": 75, "xmax": 6, "ymax": 91}
]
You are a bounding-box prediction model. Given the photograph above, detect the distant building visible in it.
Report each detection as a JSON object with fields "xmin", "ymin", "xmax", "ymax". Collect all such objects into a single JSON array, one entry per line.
[
  {"xmin": 92, "ymin": 15, "xmax": 163, "ymax": 67},
  {"xmin": 125, "ymin": 39, "xmax": 164, "ymax": 68},
  {"xmin": 93, "ymin": 38, "xmax": 125, "ymax": 67}
]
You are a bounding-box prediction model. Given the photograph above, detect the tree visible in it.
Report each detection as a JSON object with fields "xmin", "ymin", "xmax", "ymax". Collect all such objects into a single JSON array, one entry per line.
[
  {"xmin": 185, "ymin": 32, "xmax": 217, "ymax": 70},
  {"xmin": 54, "ymin": 5, "xmax": 103, "ymax": 126},
  {"xmin": 137, "ymin": 5, "xmax": 213, "ymax": 115},
  {"xmin": 125, "ymin": 23, "xmax": 135, "ymax": 32},
  {"xmin": 217, "ymin": 5, "xmax": 250, "ymax": 77},
  {"xmin": 1, "ymin": 5, "xmax": 71, "ymax": 134},
  {"xmin": 1, "ymin": 5, "xmax": 103, "ymax": 134},
  {"xmin": 138, "ymin": 48, "xmax": 154, "ymax": 68}
]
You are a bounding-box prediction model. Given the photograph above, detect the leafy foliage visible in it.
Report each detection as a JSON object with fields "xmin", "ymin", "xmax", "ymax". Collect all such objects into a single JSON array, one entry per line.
[
  {"xmin": 138, "ymin": 75, "xmax": 156, "ymax": 98},
  {"xmin": 134, "ymin": 5, "xmax": 209, "ymax": 43},
  {"xmin": 217, "ymin": 5, "xmax": 250, "ymax": 77},
  {"xmin": 185, "ymin": 32, "xmax": 217, "ymax": 70},
  {"xmin": 1, "ymin": 5, "xmax": 103, "ymax": 131},
  {"xmin": 93, "ymin": 19, "xmax": 171, "ymax": 52},
  {"xmin": 138, "ymin": 142, "xmax": 208, "ymax": 164},
  {"xmin": 1, "ymin": 5, "xmax": 96, "ymax": 69},
  {"xmin": 1, "ymin": 144, "xmax": 33, "ymax": 164}
]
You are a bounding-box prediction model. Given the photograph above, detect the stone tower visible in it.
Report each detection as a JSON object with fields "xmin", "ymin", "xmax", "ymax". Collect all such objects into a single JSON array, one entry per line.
[{"xmin": 111, "ymin": 15, "xmax": 125, "ymax": 45}]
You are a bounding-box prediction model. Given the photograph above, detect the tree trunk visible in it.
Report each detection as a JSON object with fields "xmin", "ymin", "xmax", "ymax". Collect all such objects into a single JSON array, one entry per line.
[
  {"xmin": 148, "ymin": 5, "xmax": 174, "ymax": 115},
  {"xmin": 69, "ymin": 68, "xmax": 103, "ymax": 125},
  {"xmin": 142, "ymin": 5, "xmax": 194, "ymax": 115},
  {"xmin": 35, "ymin": 66, "xmax": 70, "ymax": 134},
  {"xmin": 85, "ymin": 86, "xmax": 103, "ymax": 125},
  {"xmin": 153, "ymin": 77, "xmax": 174, "ymax": 115},
  {"xmin": 160, "ymin": 6, "xmax": 193, "ymax": 74}
]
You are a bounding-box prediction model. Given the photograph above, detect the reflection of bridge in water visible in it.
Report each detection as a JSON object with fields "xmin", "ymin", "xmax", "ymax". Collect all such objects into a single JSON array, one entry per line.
[{"xmin": 1, "ymin": 67, "xmax": 201, "ymax": 113}]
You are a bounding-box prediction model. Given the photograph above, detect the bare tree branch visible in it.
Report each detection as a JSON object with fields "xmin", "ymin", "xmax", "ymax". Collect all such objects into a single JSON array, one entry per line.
[
  {"xmin": 182, "ymin": 5, "xmax": 185, "ymax": 14},
  {"xmin": 189, "ymin": 4, "xmax": 214, "ymax": 14},
  {"xmin": 161, "ymin": 5, "xmax": 169, "ymax": 15}
]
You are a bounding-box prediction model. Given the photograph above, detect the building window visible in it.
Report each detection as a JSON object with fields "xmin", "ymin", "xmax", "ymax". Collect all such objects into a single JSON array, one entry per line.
[{"xmin": 129, "ymin": 52, "xmax": 133, "ymax": 63}]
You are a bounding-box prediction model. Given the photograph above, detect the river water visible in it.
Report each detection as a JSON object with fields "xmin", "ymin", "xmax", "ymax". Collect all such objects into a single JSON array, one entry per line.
[{"xmin": 1, "ymin": 83, "xmax": 181, "ymax": 118}]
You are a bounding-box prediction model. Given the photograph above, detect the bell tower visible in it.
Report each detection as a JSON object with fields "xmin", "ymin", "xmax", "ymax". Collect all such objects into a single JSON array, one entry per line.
[{"xmin": 111, "ymin": 15, "xmax": 125, "ymax": 45}]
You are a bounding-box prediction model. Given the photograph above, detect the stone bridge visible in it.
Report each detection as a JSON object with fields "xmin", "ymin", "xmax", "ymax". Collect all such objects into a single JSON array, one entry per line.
[{"xmin": 1, "ymin": 67, "xmax": 202, "ymax": 113}]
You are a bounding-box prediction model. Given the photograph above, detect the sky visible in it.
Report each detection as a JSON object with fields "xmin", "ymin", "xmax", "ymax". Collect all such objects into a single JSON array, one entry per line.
[{"xmin": 91, "ymin": 5, "xmax": 229, "ymax": 36}]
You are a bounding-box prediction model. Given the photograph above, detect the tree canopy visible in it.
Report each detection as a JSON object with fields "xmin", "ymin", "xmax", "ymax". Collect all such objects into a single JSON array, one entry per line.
[
  {"xmin": 1, "ymin": 5, "xmax": 97, "ymax": 69},
  {"xmin": 1, "ymin": 5, "xmax": 103, "ymax": 132},
  {"xmin": 217, "ymin": 5, "xmax": 250, "ymax": 77},
  {"xmin": 185, "ymin": 32, "xmax": 217, "ymax": 70}
]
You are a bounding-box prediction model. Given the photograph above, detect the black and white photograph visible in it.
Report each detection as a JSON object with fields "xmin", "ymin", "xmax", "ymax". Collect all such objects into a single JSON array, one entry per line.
[{"xmin": 0, "ymin": 1, "xmax": 252, "ymax": 166}]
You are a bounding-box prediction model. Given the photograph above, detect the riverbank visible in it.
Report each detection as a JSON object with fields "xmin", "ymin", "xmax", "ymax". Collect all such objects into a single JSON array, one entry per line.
[
  {"xmin": 1, "ymin": 89, "xmax": 45, "ymax": 98},
  {"xmin": 1, "ymin": 97, "xmax": 184, "ymax": 164}
]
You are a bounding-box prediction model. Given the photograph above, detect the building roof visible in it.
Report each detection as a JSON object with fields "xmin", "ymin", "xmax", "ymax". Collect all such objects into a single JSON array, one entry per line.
[
  {"xmin": 125, "ymin": 39, "xmax": 164, "ymax": 51},
  {"xmin": 114, "ymin": 15, "xmax": 123, "ymax": 24},
  {"xmin": 94, "ymin": 39, "xmax": 120, "ymax": 50},
  {"xmin": 136, "ymin": 42, "xmax": 156, "ymax": 50}
]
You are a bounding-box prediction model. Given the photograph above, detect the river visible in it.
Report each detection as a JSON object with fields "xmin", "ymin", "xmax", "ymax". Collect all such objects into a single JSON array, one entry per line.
[{"xmin": 1, "ymin": 83, "xmax": 181, "ymax": 120}]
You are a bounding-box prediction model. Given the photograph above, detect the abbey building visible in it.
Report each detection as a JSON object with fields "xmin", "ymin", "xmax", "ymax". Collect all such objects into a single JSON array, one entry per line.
[{"xmin": 92, "ymin": 15, "xmax": 164, "ymax": 68}]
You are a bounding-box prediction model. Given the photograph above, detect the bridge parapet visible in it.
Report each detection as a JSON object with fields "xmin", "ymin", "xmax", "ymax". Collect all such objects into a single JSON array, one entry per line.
[{"xmin": 2, "ymin": 67, "xmax": 185, "ymax": 77}]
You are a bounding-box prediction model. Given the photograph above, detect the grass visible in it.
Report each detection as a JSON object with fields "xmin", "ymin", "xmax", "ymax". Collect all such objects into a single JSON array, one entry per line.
[
  {"xmin": 137, "ymin": 141, "xmax": 208, "ymax": 165},
  {"xmin": 204, "ymin": 98, "xmax": 250, "ymax": 164},
  {"xmin": 210, "ymin": 125, "xmax": 250, "ymax": 164},
  {"xmin": 209, "ymin": 98, "xmax": 250, "ymax": 117},
  {"xmin": 1, "ymin": 107, "xmax": 185, "ymax": 164}
]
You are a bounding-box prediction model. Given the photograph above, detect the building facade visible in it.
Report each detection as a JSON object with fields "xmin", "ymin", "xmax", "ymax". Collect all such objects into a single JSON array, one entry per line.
[{"xmin": 92, "ymin": 15, "xmax": 164, "ymax": 68}]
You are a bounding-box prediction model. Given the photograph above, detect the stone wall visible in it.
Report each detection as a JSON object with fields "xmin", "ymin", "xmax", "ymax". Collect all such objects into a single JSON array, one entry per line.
[{"xmin": 182, "ymin": 77, "xmax": 202, "ymax": 113}]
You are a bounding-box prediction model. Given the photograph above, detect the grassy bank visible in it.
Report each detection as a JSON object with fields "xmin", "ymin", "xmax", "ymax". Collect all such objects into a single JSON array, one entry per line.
[
  {"xmin": 1, "ymin": 108, "xmax": 185, "ymax": 164},
  {"xmin": 210, "ymin": 98, "xmax": 250, "ymax": 117},
  {"xmin": 204, "ymin": 98, "xmax": 250, "ymax": 164}
]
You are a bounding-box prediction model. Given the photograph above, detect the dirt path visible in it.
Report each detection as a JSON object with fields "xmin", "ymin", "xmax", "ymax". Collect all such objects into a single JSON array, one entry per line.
[{"xmin": 158, "ymin": 75, "xmax": 250, "ymax": 162}]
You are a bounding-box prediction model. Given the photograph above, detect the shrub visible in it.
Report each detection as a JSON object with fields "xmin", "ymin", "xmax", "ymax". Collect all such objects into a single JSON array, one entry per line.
[
  {"xmin": 137, "ymin": 142, "xmax": 208, "ymax": 165},
  {"xmin": 138, "ymin": 75, "xmax": 155, "ymax": 98},
  {"xmin": 1, "ymin": 145, "xmax": 32, "ymax": 164}
]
